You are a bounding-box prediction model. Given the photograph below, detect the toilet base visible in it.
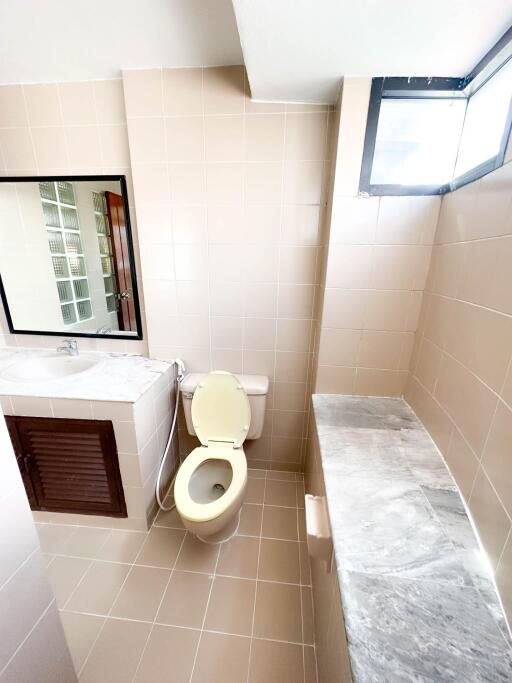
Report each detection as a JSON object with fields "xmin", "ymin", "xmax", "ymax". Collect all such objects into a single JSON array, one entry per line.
[{"xmin": 197, "ymin": 509, "xmax": 241, "ymax": 544}]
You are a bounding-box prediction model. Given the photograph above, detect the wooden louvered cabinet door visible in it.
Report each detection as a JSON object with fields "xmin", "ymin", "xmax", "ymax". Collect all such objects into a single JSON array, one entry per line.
[{"xmin": 6, "ymin": 416, "xmax": 127, "ymax": 517}]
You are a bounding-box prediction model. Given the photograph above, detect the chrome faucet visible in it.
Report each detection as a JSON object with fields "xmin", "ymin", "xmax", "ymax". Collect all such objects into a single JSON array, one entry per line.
[{"xmin": 56, "ymin": 339, "xmax": 79, "ymax": 356}]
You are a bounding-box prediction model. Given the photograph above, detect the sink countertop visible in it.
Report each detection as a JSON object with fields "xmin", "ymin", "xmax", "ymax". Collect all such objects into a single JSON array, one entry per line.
[
  {"xmin": 312, "ymin": 394, "xmax": 512, "ymax": 682},
  {"xmin": 0, "ymin": 347, "xmax": 171, "ymax": 403}
]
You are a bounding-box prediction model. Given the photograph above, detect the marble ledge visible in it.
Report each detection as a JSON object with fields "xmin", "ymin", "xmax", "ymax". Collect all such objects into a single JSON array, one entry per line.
[
  {"xmin": 0, "ymin": 347, "xmax": 172, "ymax": 403},
  {"xmin": 311, "ymin": 393, "xmax": 512, "ymax": 682}
]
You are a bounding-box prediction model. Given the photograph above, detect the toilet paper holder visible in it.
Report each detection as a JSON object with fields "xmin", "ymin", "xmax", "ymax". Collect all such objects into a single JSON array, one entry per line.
[{"xmin": 305, "ymin": 494, "xmax": 332, "ymax": 570}]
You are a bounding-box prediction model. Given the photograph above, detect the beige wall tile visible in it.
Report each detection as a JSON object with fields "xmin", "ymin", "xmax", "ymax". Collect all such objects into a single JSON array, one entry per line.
[
  {"xmin": 354, "ymin": 368, "xmax": 406, "ymax": 397},
  {"xmin": 163, "ymin": 67, "xmax": 202, "ymax": 115},
  {"xmin": 123, "ymin": 68, "xmax": 162, "ymax": 117},
  {"xmin": 203, "ymin": 65, "xmax": 244, "ymax": 115},
  {"xmin": 481, "ymin": 401, "xmax": 512, "ymax": 517},
  {"xmin": 0, "ymin": 84, "xmax": 28, "ymax": 127},
  {"xmin": 205, "ymin": 115, "xmax": 244, "ymax": 162},
  {"xmin": 285, "ymin": 113, "xmax": 327, "ymax": 161},
  {"xmin": 24, "ymin": 83, "xmax": 62, "ymax": 126},
  {"xmin": 59, "ymin": 81, "xmax": 96, "ymax": 125},
  {"xmin": 94, "ymin": 79, "xmax": 126, "ymax": 124},
  {"xmin": 245, "ymin": 113, "xmax": 285, "ymax": 161},
  {"xmin": 469, "ymin": 467, "xmax": 511, "ymax": 569},
  {"xmin": 0, "ymin": 128, "xmax": 36, "ymax": 170},
  {"xmin": 496, "ymin": 532, "xmax": 512, "ymax": 625}
]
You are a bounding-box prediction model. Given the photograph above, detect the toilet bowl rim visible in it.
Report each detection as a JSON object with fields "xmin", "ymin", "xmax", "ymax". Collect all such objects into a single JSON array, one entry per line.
[{"xmin": 174, "ymin": 445, "xmax": 247, "ymax": 523}]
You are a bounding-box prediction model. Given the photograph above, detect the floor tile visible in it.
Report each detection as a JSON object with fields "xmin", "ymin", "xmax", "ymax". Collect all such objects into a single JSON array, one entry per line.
[
  {"xmin": 299, "ymin": 542, "xmax": 311, "ymax": 585},
  {"xmin": 302, "ymin": 586, "xmax": 314, "ymax": 645},
  {"xmin": 157, "ymin": 570, "xmax": 212, "ymax": 628},
  {"xmin": 297, "ymin": 481, "xmax": 306, "ymax": 507},
  {"xmin": 264, "ymin": 480, "xmax": 297, "ymax": 507},
  {"xmin": 60, "ymin": 611, "xmax": 105, "ymax": 674},
  {"xmin": 204, "ymin": 576, "xmax": 256, "ymax": 636},
  {"xmin": 191, "ymin": 631, "xmax": 251, "ymax": 683},
  {"xmin": 79, "ymin": 617, "xmax": 151, "ymax": 683},
  {"xmin": 249, "ymin": 638, "xmax": 304, "ymax": 683},
  {"xmin": 253, "ymin": 581, "xmax": 302, "ymax": 642},
  {"xmin": 45, "ymin": 555, "xmax": 91, "ymax": 607},
  {"xmin": 36, "ymin": 524, "xmax": 77, "ymax": 554},
  {"xmin": 248, "ymin": 468, "xmax": 266, "ymax": 479},
  {"xmin": 267, "ymin": 470, "xmax": 297, "ymax": 481},
  {"xmin": 134, "ymin": 624, "xmax": 200, "ymax": 683},
  {"xmin": 304, "ymin": 644, "xmax": 318, "ymax": 683},
  {"xmin": 135, "ymin": 527, "xmax": 186, "ymax": 569},
  {"xmin": 259, "ymin": 538, "xmax": 300, "ymax": 584},
  {"xmin": 175, "ymin": 533, "xmax": 219, "ymax": 573},
  {"xmin": 66, "ymin": 561, "xmax": 130, "ymax": 615},
  {"xmin": 110, "ymin": 565, "xmax": 170, "ymax": 621},
  {"xmin": 244, "ymin": 478, "xmax": 265, "ymax": 504},
  {"xmin": 216, "ymin": 535, "xmax": 259, "ymax": 579},
  {"xmin": 95, "ymin": 530, "xmax": 147, "ymax": 563},
  {"xmin": 239, "ymin": 504, "xmax": 263, "ymax": 536},
  {"xmin": 154, "ymin": 506, "xmax": 185, "ymax": 529},
  {"xmin": 61, "ymin": 526, "xmax": 111, "ymax": 558},
  {"xmin": 262, "ymin": 506, "xmax": 298, "ymax": 540},
  {"xmin": 298, "ymin": 507, "xmax": 307, "ymax": 541}
]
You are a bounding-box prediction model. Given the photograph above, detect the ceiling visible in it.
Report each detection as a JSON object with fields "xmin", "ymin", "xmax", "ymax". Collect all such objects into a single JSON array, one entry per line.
[
  {"xmin": 0, "ymin": 0, "xmax": 511, "ymax": 105},
  {"xmin": 233, "ymin": 0, "xmax": 512, "ymax": 102},
  {"xmin": 0, "ymin": 0, "xmax": 242, "ymax": 84}
]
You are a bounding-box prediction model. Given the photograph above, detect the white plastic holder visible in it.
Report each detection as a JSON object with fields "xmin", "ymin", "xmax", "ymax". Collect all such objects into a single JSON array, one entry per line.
[{"xmin": 305, "ymin": 494, "xmax": 332, "ymax": 571}]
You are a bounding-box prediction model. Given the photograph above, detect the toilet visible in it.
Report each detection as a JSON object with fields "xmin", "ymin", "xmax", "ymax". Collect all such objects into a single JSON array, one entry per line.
[{"xmin": 174, "ymin": 371, "xmax": 269, "ymax": 543}]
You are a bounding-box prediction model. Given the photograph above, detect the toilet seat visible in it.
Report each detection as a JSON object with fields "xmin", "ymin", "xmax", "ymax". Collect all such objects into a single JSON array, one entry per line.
[
  {"xmin": 174, "ymin": 444, "xmax": 247, "ymax": 523},
  {"xmin": 175, "ymin": 372, "xmax": 250, "ymax": 524}
]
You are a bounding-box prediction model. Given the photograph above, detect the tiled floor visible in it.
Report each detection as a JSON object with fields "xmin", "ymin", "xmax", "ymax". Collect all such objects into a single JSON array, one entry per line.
[{"xmin": 36, "ymin": 470, "xmax": 317, "ymax": 683}]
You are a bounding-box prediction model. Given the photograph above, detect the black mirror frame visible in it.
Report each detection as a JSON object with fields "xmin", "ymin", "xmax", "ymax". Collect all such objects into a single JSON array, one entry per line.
[{"xmin": 0, "ymin": 174, "xmax": 143, "ymax": 341}]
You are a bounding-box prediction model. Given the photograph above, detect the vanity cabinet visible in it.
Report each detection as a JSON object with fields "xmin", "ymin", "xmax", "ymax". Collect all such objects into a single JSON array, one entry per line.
[{"xmin": 6, "ymin": 416, "xmax": 127, "ymax": 517}]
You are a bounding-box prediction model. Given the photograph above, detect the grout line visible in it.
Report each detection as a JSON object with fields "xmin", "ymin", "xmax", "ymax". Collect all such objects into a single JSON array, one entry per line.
[
  {"xmin": 60, "ymin": 559, "xmax": 94, "ymax": 611},
  {"xmin": 188, "ymin": 529, "xmax": 222, "ymax": 682},
  {"xmin": 130, "ymin": 524, "xmax": 188, "ymax": 682},
  {"xmin": 245, "ymin": 469, "xmax": 268, "ymax": 682}
]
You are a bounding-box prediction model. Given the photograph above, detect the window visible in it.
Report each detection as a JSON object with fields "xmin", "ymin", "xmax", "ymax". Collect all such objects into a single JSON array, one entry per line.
[
  {"xmin": 360, "ymin": 27, "xmax": 512, "ymax": 195},
  {"xmin": 40, "ymin": 181, "xmax": 93, "ymax": 325},
  {"xmin": 92, "ymin": 192, "xmax": 118, "ymax": 314}
]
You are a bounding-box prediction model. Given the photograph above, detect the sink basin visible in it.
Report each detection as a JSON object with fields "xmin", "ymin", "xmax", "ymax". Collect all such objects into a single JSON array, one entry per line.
[{"xmin": 0, "ymin": 354, "xmax": 102, "ymax": 383}]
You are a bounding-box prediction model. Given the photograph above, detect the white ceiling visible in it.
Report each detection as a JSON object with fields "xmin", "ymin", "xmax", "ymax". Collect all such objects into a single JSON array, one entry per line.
[
  {"xmin": 0, "ymin": 0, "xmax": 243, "ymax": 84},
  {"xmin": 233, "ymin": 0, "xmax": 512, "ymax": 103}
]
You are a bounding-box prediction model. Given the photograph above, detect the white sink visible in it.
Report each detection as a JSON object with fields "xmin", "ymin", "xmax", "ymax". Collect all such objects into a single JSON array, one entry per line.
[{"xmin": 0, "ymin": 354, "xmax": 103, "ymax": 383}]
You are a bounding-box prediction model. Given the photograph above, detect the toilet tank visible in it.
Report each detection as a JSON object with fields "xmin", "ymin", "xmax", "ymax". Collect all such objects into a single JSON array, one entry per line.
[{"xmin": 180, "ymin": 373, "xmax": 269, "ymax": 440}]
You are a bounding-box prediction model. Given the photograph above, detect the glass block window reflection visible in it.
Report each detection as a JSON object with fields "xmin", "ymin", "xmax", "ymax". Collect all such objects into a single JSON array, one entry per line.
[
  {"xmin": 93, "ymin": 191, "xmax": 117, "ymax": 315},
  {"xmin": 39, "ymin": 181, "xmax": 93, "ymax": 324}
]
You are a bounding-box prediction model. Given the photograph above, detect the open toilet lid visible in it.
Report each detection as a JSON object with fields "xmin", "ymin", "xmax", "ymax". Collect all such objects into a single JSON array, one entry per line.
[{"xmin": 191, "ymin": 371, "xmax": 251, "ymax": 447}]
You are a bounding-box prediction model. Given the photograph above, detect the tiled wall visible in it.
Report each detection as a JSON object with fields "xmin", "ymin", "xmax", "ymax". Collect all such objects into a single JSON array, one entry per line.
[
  {"xmin": 0, "ymin": 79, "xmax": 148, "ymax": 354},
  {"xmin": 405, "ymin": 158, "xmax": 512, "ymax": 622},
  {"xmin": 314, "ymin": 77, "xmax": 441, "ymax": 397},
  {"xmin": 124, "ymin": 66, "xmax": 333, "ymax": 471},
  {"xmin": 0, "ymin": 406, "xmax": 75, "ymax": 681}
]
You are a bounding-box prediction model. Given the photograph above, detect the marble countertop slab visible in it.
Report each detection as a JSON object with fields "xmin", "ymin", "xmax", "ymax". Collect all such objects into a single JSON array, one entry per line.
[
  {"xmin": 312, "ymin": 394, "xmax": 512, "ymax": 682},
  {"xmin": 0, "ymin": 347, "xmax": 171, "ymax": 403}
]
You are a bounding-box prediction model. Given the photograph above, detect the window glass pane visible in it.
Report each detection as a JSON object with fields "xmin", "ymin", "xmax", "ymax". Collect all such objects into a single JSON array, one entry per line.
[
  {"xmin": 73, "ymin": 279, "xmax": 89, "ymax": 299},
  {"xmin": 69, "ymin": 256, "xmax": 86, "ymax": 277},
  {"xmin": 61, "ymin": 303, "xmax": 76, "ymax": 325},
  {"xmin": 57, "ymin": 182, "xmax": 75, "ymax": 205},
  {"xmin": 104, "ymin": 276, "xmax": 115, "ymax": 294},
  {"xmin": 95, "ymin": 213, "xmax": 107, "ymax": 234},
  {"xmin": 101, "ymin": 257, "xmax": 113, "ymax": 275},
  {"xmin": 455, "ymin": 58, "xmax": 512, "ymax": 177},
  {"xmin": 61, "ymin": 207, "xmax": 79, "ymax": 230},
  {"xmin": 106, "ymin": 295, "xmax": 117, "ymax": 312},
  {"xmin": 65, "ymin": 232, "xmax": 83, "ymax": 254},
  {"xmin": 371, "ymin": 98, "xmax": 466, "ymax": 185},
  {"xmin": 56, "ymin": 280, "xmax": 73, "ymax": 303},
  {"xmin": 98, "ymin": 235, "xmax": 110, "ymax": 255},
  {"xmin": 92, "ymin": 192, "xmax": 103, "ymax": 213},
  {"xmin": 39, "ymin": 182, "xmax": 57, "ymax": 201},
  {"xmin": 77, "ymin": 300, "xmax": 92, "ymax": 320},
  {"xmin": 42, "ymin": 202, "xmax": 61, "ymax": 228},
  {"xmin": 52, "ymin": 256, "xmax": 69, "ymax": 278},
  {"xmin": 47, "ymin": 230, "xmax": 64, "ymax": 253}
]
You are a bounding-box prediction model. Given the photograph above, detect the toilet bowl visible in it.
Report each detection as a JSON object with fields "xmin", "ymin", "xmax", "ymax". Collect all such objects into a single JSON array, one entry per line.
[{"xmin": 175, "ymin": 370, "xmax": 267, "ymax": 543}]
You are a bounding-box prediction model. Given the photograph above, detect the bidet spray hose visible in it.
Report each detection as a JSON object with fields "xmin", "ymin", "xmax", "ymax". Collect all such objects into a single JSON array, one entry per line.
[{"xmin": 155, "ymin": 358, "xmax": 186, "ymax": 512}]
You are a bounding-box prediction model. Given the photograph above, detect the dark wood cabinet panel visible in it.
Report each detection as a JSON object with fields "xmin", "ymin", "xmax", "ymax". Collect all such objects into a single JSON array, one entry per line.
[{"xmin": 6, "ymin": 416, "xmax": 127, "ymax": 517}]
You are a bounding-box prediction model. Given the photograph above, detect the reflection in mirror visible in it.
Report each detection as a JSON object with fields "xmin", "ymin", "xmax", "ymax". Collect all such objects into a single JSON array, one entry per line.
[{"xmin": 0, "ymin": 176, "xmax": 142, "ymax": 339}]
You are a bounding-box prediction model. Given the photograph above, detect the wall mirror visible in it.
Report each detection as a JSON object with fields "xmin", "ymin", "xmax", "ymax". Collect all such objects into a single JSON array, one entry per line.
[{"xmin": 0, "ymin": 175, "xmax": 142, "ymax": 340}]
